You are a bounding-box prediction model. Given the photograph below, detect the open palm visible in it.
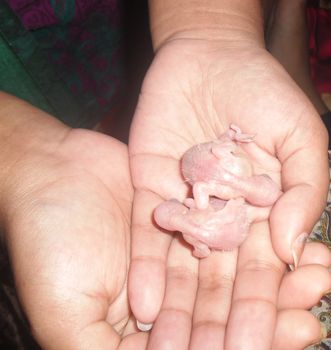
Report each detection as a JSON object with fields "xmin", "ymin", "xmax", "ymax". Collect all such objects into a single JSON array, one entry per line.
[
  {"xmin": 3, "ymin": 116, "xmax": 147, "ymax": 350},
  {"xmin": 129, "ymin": 40, "xmax": 329, "ymax": 349}
]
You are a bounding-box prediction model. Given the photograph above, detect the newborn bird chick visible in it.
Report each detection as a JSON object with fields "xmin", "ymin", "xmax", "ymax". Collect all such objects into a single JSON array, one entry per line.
[
  {"xmin": 154, "ymin": 198, "xmax": 248, "ymax": 258},
  {"xmin": 181, "ymin": 124, "xmax": 281, "ymax": 209},
  {"xmin": 154, "ymin": 197, "xmax": 270, "ymax": 258},
  {"xmin": 154, "ymin": 124, "xmax": 281, "ymax": 257}
]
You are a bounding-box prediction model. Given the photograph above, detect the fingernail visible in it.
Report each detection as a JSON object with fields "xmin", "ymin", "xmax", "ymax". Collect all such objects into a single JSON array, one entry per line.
[
  {"xmin": 290, "ymin": 232, "xmax": 308, "ymax": 270},
  {"xmin": 311, "ymin": 322, "xmax": 328, "ymax": 346},
  {"xmin": 136, "ymin": 320, "xmax": 153, "ymax": 332},
  {"xmin": 320, "ymin": 322, "xmax": 328, "ymax": 339},
  {"xmin": 288, "ymin": 264, "xmax": 295, "ymax": 272}
]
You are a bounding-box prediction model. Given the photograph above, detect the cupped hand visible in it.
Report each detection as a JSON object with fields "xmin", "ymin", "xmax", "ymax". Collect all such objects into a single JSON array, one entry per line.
[
  {"xmin": 128, "ymin": 39, "xmax": 329, "ymax": 347},
  {"xmin": 1, "ymin": 97, "xmax": 147, "ymax": 349}
]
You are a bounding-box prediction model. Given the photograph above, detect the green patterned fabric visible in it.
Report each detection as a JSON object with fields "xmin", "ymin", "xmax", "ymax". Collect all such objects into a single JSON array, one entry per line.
[
  {"xmin": 0, "ymin": 1, "xmax": 123, "ymax": 128},
  {"xmin": 0, "ymin": 2, "xmax": 89, "ymax": 127}
]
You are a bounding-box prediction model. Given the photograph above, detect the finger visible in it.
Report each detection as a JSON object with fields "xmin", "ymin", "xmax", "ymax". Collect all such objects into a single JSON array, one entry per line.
[
  {"xmin": 29, "ymin": 299, "xmax": 125, "ymax": 350},
  {"xmin": 147, "ymin": 234, "xmax": 198, "ymax": 350},
  {"xmin": 240, "ymin": 140, "xmax": 282, "ymax": 172},
  {"xmin": 190, "ymin": 249, "xmax": 238, "ymax": 350},
  {"xmin": 225, "ymin": 221, "xmax": 285, "ymax": 350},
  {"xmin": 118, "ymin": 332, "xmax": 149, "ymax": 350},
  {"xmin": 129, "ymin": 144, "xmax": 190, "ymax": 326},
  {"xmin": 129, "ymin": 190, "xmax": 173, "ymax": 325},
  {"xmin": 278, "ymin": 264, "xmax": 331, "ymax": 310},
  {"xmin": 299, "ymin": 241, "xmax": 331, "ymax": 267},
  {"xmin": 272, "ymin": 309, "xmax": 326, "ymax": 350},
  {"xmin": 270, "ymin": 120, "xmax": 329, "ymax": 265},
  {"xmin": 52, "ymin": 322, "xmax": 147, "ymax": 350}
]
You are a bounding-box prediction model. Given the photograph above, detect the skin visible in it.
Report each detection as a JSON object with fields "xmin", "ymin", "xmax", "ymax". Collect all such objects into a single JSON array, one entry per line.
[
  {"xmin": 0, "ymin": 95, "xmax": 147, "ymax": 349},
  {"xmin": 145, "ymin": 222, "xmax": 331, "ymax": 350},
  {"xmin": 0, "ymin": 94, "xmax": 330, "ymax": 350},
  {"xmin": 153, "ymin": 125, "xmax": 281, "ymax": 257},
  {"xmin": 128, "ymin": 0, "xmax": 329, "ymax": 348},
  {"xmin": 181, "ymin": 124, "xmax": 281, "ymax": 208},
  {"xmin": 154, "ymin": 197, "xmax": 251, "ymax": 257}
]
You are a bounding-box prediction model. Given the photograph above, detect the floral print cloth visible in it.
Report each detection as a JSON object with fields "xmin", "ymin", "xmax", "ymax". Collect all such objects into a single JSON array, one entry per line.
[{"xmin": 306, "ymin": 154, "xmax": 331, "ymax": 349}]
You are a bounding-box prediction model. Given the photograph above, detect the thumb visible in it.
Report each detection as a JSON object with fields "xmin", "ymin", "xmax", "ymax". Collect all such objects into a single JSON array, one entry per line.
[{"xmin": 270, "ymin": 125, "xmax": 329, "ymax": 266}]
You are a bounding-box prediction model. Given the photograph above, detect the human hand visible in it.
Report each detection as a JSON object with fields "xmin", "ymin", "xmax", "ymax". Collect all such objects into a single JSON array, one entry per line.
[
  {"xmin": 128, "ymin": 32, "xmax": 329, "ymax": 348},
  {"xmin": 146, "ymin": 221, "xmax": 331, "ymax": 350},
  {"xmin": 0, "ymin": 94, "xmax": 147, "ymax": 349}
]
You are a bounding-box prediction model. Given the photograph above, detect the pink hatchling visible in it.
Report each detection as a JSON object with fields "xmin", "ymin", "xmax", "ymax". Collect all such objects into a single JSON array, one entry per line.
[
  {"xmin": 181, "ymin": 124, "xmax": 281, "ymax": 209},
  {"xmin": 154, "ymin": 124, "xmax": 282, "ymax": 258}
]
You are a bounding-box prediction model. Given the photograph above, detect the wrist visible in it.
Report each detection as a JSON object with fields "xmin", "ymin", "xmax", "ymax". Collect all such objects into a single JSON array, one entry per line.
[{"xmin": 149, "ymin": 0, "xmax": 265, "ymax": 51}]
